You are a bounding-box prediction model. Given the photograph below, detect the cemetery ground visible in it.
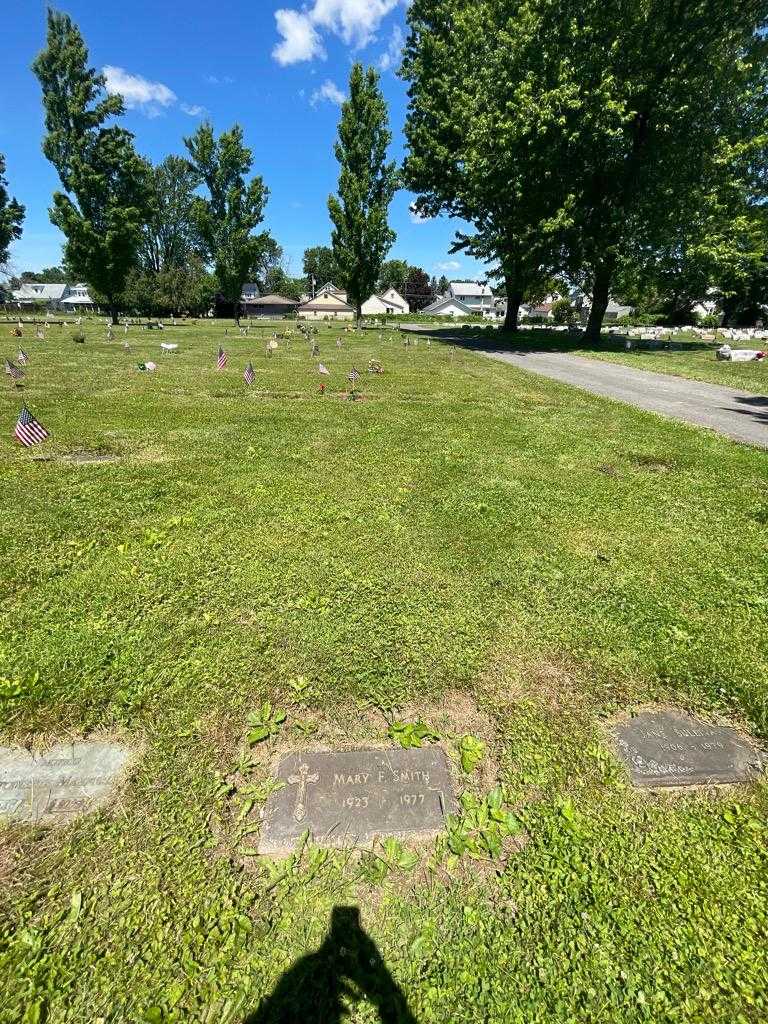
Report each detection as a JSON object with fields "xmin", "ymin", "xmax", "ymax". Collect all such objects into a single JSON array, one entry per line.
[{"xmin": 1, "ymin": 317, "xmax": 767, "ymax": 1023}]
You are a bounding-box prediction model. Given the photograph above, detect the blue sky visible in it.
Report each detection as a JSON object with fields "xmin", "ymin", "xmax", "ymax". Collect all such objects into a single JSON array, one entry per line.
[{"xmin": 2, "ymin": 0, "xmax": 485, "ymax": 282}]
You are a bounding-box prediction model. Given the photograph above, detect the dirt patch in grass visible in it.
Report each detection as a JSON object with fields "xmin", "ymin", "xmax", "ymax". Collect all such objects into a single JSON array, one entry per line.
[{"xmin": 629, "ymin": 453, "xmax": 678, "ymax": 473}]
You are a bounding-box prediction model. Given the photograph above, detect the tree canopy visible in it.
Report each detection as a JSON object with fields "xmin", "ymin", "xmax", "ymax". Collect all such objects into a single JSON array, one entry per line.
[
  {"xmin": 184, "ymin": 121, "xmax": 270, "ymax": 317},
  {"xmin": 328, "ymin": 63, "xmax": 398, "ymax": 318},
  {"xmin": 402, "ymin": 0, "xmax": 768, "ymax": 335},
  {"xmin": 32, "ymin": 9, "xmax": 153, "ymax": 322},
  {"xmin": 0, "ymin": 153, "xmax": 24, "ymax": 269},
  {"xmin": 139, "ymin": 155, "xmax": 202, "ymax": 274},
  {"xmin": 302, "ymin": 245, "xmax": 340, "ymax": 291}
]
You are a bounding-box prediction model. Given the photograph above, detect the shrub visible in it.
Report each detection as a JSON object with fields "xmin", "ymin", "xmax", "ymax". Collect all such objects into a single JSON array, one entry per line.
[
  {"xmin": 700, "ymin": 313, "xmax": 721, "ymax": 328},
  {"xmin": 551, "ymin": 298, "xmax": 576, "ymax": 325},
  {"xmin": 72, "ymin": 331, "xmax": 85, "ymax": 343}
]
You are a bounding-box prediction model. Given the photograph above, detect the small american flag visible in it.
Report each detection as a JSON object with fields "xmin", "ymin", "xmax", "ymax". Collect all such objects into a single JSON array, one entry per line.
[
  {"xmin": 14, "ymin": 404, "xmax": 50, "ymax": 446},
  {"xmin": 4, "ymin": 359, "xmax": 24, "ymax": 381},
  {"xmin": 244, "ymin": 361, "xmax": 255, "ymax": 385},
  {"xmin": 347, "ymin": 367, "xmax": 360, "ymax": 384},
  {"xmin": 17, "ymin": 350, "xmax": 29, "ymax": 365},
  {"xmin": 217, "ymin": 346, "xmax": 228, "ymax": 369},
  {"xmin": 318, "ymin": 362, "xmax": 330, "ymax": 375}
]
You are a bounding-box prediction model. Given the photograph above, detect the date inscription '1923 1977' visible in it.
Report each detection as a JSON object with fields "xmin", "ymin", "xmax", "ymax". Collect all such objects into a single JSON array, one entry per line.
[{"xmin": 258, "ymin": 747, "xmax": 456, "ymax": 854}]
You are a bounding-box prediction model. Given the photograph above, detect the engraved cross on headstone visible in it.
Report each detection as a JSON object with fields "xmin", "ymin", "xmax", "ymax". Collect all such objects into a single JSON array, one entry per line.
[{"xmin": 287, "ymin": 762, "xmax": 319, "ymax": 822}]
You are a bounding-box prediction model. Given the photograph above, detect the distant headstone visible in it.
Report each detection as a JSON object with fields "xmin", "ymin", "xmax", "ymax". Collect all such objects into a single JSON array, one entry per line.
[
  {"xmin": 0, "ymin": 741, "xmax": 132, "ymax": 824},
  {"xmin": 613, "ymin": 711, "xmax": 763, "ymax": 788},
  {"xmin": 258, "ymin": 747, "xmax": 455, "ymax": 854}
]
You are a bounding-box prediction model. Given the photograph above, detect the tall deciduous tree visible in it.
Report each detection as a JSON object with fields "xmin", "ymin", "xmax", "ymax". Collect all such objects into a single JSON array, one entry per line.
[
  {"xmin": 140, "ymin": 155, "xmax": 202, "ymax": 273},
  {"xmin": 302, "ymin": 245, "xmax": 340, "ymax": 292},
  {"xmin": 402, "ymin": 1, "xmax": 565, "ymax": 332},
  {"xmin": 184, "ymin": 122, "xmax": 270, "ymax": 319},
  {"xmin": 377, "ymin": 258, "xmax": 410, "ymax": 294},
  {"xmin": 0, "ymin": 154, "xmax": 24, "ymax": 269},
  {"xmin": 328, "ymin": 64, "xmax": 398, "ymax": 319},
  {"xmin": 32, "ymin": 10, "xmax": 153, "ymax": 323},
  {"xmin": 403, "ymin": 0, "xmax": 768, "ymax": 339}
]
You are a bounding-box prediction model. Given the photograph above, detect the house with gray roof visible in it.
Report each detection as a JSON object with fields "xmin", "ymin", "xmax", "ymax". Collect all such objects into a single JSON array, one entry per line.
[
  {"xmin": 448, "ymin": 281, "xmax": 494, "ymax": 314},
  {"xmin": 12, "ymin": 281, "xmax": 94, "ymax": 310}
]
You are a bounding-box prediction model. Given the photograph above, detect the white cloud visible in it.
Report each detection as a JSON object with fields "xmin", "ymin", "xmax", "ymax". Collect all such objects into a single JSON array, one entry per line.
[
  {"xmin": 273, "ymin": 0, "xmax": 401, "ymax": 65},
  {"xmin": 312, "ymin": 0, "xmax": 400, "ymax": 48},
  {"xmin": 181, "ymin": 103, "xmax": 206, "ymax": 116},
  {"xmin": 205, "ymin": 74, "xmax": 234, "ymax": 85},
  {"xmin": 436, "ymin": 260, "xmax": 461, "ymax": 271},
  {"xmin": 103, "ymin": 65, "xmax": 177, "ymax": 115},
  {"xmin": 273, "ymin": 9, "xmax": 326, "ymax": 65},
  {"xmin": 310, "ymin": 79, "xmax": 346, "ymax": 106},
  {"xmin": 378, "ymin": 24, "xmax": 404, "ymax": 71}
]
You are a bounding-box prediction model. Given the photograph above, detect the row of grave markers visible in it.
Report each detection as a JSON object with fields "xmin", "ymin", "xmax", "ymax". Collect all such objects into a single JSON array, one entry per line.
[{"xmin": 0, "ymin": 710, "xmax": 763, "ymax": 854}]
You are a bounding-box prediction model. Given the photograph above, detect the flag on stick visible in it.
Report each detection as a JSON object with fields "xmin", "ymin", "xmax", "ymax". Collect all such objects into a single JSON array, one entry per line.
[
  {"xmin": 217, "ymin": 346, "xmax": 228, "ymax": 369},
  {"xmin": 244, "ymin": 361, "xmax": 255, "ymax": 385},
  {"xmin": 17, "ymin": 350, "xmax": 29, "ymax": 365},
  {"xmin": 318, "ymin": 363, "xmax": 330, "ymax": 375},
  {"xmin": 347, "ymin": 367, "xmax": 360, "ymax": 384},
  {"xmin": 4, "ymin": 359, "xmax": 24, "ymax": 382},
  {"xmin": 14, "ymin": 404, "xmax": 50, "ymax": 446}
]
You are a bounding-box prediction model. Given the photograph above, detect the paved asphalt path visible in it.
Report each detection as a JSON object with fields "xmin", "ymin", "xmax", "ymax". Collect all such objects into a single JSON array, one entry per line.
[{"xmin": 478, "ymin": 348, "xmax": 768, "ymax": 449}]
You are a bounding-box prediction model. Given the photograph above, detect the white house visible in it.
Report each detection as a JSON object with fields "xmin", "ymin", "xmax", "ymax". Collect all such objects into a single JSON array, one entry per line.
[
  {"xmin": 448, "ymin": 281, "xmax": 494, "ymax": 314},
  {"xmin": 317, "ymin": 281, "xmax": 348, "ymax": 302},
  {"xmin": 12, "ymin": 282, "xmax": 68, "ymax": 308},
  {"xmin": 421, "ymin": 295, "xmax": 475, "ymax": 317},
  {"xmin": 12, "ymin": 281, "xmax": 94, "ymax": 310},
  {"xmin": 60, "ymin": 283, "xmax": 95, "ymax": 309},
  {"xmin": 361, "ymin": 287, "xmax": 409, "ymax": 315},
  {"xmin": 298, "ymin": 285, "xmax": 355, "ymax": 320}
]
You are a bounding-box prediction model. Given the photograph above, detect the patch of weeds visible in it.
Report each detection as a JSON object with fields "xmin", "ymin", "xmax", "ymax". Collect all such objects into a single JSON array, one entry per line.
[
  {"xmin": 292, "ymin": 718, "xmax": 319, "ymax": 737},
  {"xmin": 287, "ymin": 674, "xmax": 314, "ymax": 704},
  {"xmin": 437, "ymin": 786, "xmax": 524, "ymax": 864},
  {"xmin": 585, "ymin": 742, "xmax": 626, "ymax": 789},
  {"xmin": 457, "ymin": 733, "xmax": 486, "ymax": 773},
  {"xmin": 359, "ymin": 837, "xmax": 420, "ymax": 885},
  {"xmin": 247, "ymin": 703, "xmax": 287, "ymax": 744},
  {"xmin": 388, "ymin": 719, "xmax": 441, "ymax": 748}
]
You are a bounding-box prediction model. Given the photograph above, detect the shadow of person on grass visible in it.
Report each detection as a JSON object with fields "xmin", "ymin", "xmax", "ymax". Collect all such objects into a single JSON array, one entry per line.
[{"xmin": 244, "ymin": 905, "xmax": 418, "ymax": 1024}]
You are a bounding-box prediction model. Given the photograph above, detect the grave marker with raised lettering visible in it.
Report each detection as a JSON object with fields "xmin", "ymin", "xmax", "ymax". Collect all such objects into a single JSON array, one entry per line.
[
  {"xmin": 0, "ymin": 741, "xmax": 132, "ymax": 824},
  {"xmin": 258, "ymin": 747, "xmax": 455, "ymax": 854},
  {"xmin": 613, "ymin": 710, "xmax": 763, "ymax": 788}
]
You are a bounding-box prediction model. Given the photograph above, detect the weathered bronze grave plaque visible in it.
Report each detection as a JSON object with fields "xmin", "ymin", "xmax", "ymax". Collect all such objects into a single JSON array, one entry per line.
[
  {"xmin": 613, "ymin": 711, "xmax": 763, "ymax": 788},
  {"xmin": 258, "ymin": 747, "xmax": 456, "ymax": 854},
  {"xmin": 0, "ymin": 742, "xmax": 131, "ymax": 824}
]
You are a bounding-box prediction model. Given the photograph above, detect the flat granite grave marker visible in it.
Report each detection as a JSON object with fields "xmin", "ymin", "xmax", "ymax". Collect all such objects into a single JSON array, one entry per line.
[
  {"xmin": 258, "ymin": 747, "xmax": 456, "ymax": 855},
  {"xmin": 613, "ymin": 710, "xmax": 763, "ymax": 788},
  {"xmin": 0, "ymin": 741, "xmax": 131, "ymax": 824}
]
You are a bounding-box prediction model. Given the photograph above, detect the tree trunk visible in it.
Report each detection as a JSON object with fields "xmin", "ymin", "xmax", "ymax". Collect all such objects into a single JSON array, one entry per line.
[
  {"xmin": 503, "ymin": 289, "xmax": 523, "ymax": 333},
  {"xmin": 110, "ymin": 302, "xmax": 119, "ymax": 326},
  {"xmin": 584, "ymin": 260, "xmax": 614, "ymax": 343}
]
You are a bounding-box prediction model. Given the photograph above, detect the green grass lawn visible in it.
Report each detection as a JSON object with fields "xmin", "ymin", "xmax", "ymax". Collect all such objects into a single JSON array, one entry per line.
[{"xmin": 1, "ymin": 317, "xmax": 767, "ymax": 1023}]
